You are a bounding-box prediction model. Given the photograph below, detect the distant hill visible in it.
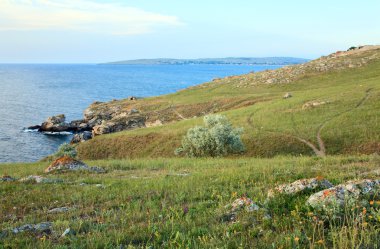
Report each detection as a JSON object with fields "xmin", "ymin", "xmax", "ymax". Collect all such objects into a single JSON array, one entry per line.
[{"xmin": 103, "ymin": 57, "xmax": 309, "ymax": 65}]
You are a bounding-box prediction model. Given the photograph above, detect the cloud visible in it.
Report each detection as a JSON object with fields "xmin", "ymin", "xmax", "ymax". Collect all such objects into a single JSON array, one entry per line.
[{"xmin": 0, "ymin": 0, "xmax": 183, "ymax": 35}]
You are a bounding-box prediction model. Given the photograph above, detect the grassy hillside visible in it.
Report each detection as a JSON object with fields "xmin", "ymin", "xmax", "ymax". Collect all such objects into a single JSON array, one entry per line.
[
  {"xmin": 1, "ymin": 155, "xmax": 380, "ymax": 248},
  {"xmin": 77, "ymin": 47, "xmax": 380, "ymax": 160}
]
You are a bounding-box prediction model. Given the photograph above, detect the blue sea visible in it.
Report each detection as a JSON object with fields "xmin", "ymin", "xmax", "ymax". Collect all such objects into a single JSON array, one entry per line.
[{"xmin": 0, "ymin": 64, "xmax": 282, "ymax": 163}]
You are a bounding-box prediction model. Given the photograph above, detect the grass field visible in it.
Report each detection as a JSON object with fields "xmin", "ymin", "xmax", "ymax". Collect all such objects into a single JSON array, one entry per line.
[
  {"xmin": 77, "ymin": 50, "xmax": 380, "ymax": 160},
  {"xmin": 1, "ymin": 155, "xmax": 380, "ymax": 248}
]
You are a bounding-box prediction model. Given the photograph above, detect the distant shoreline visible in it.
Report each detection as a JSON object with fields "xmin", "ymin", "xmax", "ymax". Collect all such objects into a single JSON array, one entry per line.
[{"xmin": 102, "ymin": 57, "xmax": 309, "ymax": 65}]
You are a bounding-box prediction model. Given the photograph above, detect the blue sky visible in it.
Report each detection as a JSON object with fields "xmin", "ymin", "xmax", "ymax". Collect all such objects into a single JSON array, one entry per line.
[{"xmin": 0, "ymin": 0, "xmax": 379, "ymax": 63}]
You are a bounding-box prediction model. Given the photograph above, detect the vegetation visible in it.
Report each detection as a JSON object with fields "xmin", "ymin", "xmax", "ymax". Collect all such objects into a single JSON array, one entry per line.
[
  {"xmin": 175, "ymin": 115, "xmax": 245, "ymax": 157},
  {"xmin": 1, "ymin": 156, "xmax": 380, "ymax": 248},
  {"xmin": 53, "ymin": 143, "xmax": 77, "ymax": 158},
  {"xmin": 77, "ymin": 49, "xmax": 380, "ymax": 160}
]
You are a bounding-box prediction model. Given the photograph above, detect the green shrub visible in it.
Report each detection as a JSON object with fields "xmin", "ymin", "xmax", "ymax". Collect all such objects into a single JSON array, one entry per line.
[
  {"xmin": 175, "ymin": 115, "xmax": 245, "ymax": 157},
  {"xmin": 54, "ymin": 143, "xmax": 77, "ymax": 158}
]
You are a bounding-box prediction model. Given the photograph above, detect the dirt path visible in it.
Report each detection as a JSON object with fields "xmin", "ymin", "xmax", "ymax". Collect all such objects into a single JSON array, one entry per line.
[{"xmin": 247, "ymin": 89, "xmax": 372, "ymax": 157}]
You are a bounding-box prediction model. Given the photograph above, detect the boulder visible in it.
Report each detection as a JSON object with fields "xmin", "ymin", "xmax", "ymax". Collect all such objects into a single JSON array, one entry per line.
[
  {"xmin": 70, "ymin": 131, "xmax": 92, "ymax": 144},
  {"xmin": 48, "ymin": 207, "xmax": 73, "ymax": 214},
  {"xmin": 45, "ymin": 156, "xmax": 106, "ymax": 173},
  {"xmin": 268, "ymin": 177, "xmax": 334, "ymax": 198},
  {"xmin": 307, "ymin": 179, "xmax": 380, "ymax": 212},
  {"xmin": 39, "ymin": 114, "xmax": 71, "ymax": 132},
  {"xmin": 12, "ymin": 222, "xmax": 52, "ymax": 234},
  {"xmin": 283, "ymin": 92, "xmax": 292, "ymax": 99},
  {"xmin": 228, "ymin": 197, "xmax": 260, "ymax": 213},
  {"xmin": 302, "ymin": 101, "xmax": 328, "ymax": 109},
  {"xmin": 69, "ymin": 119, "xmax": 90, "ymax": 132},
  {"xmin": 0, "ymin": 175, "xmax": 16, "ymax": 182}
]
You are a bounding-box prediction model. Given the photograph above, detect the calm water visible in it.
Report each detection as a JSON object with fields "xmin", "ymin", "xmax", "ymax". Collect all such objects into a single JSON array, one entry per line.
[{"xmin": 0, "ymin": 64, "xmax": 282, "ymax": 163}]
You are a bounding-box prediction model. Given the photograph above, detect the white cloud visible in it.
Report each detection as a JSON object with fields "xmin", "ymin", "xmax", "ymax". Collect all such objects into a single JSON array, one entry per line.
[{"xmin": 0, "ymin": 0, "xmax": 183, "ymax": 35}]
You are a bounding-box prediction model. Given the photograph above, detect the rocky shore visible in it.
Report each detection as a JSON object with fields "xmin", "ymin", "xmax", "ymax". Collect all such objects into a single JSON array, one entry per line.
[{"xmin": 28, "ymin": 96, "xmax": 148, "ymax": 144}]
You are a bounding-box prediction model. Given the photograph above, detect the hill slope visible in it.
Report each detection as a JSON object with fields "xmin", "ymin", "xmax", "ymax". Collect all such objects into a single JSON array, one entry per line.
[{"xmin": 77, "ymin": 46, "xmax": 380, "ymax": 160}]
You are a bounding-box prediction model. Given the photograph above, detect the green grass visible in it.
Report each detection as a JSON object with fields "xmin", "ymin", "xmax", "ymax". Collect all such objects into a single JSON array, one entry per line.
[
  {"xmin": 1, "ymin": 155, "xmax": 380, "ymax": 248},
  {"xmin": 77, "ymin": 57, "xmax": 380, "ymax": 160}
]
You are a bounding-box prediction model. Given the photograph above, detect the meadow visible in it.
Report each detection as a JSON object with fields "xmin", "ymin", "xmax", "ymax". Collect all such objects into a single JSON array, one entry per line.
[{"xmin": 1, "ymin": 155, "xmax": 380, "ymax": 248}]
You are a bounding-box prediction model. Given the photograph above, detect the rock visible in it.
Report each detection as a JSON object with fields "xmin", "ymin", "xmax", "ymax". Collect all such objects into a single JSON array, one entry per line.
[
  {"xmin": 48, "ymin": 207, "xmax": 73, "ymax": 214},
  {"xmin": 19, "ymin": 175, "xmax": 63, "ymax": 184},
  {"xmin": 307, "ymin": 179, "xmax": 380, "ymax": 212},
  {"xmin": 69, "ymin": 119, "xmax": 90, "ymax": 132},
  {"xmin": 145, "ymin": 119, "xmax": 163, "ymax": 128},
  {"xmin": 70, "ymin": 131, "xmax": 92, "ymax": 144},
  {"xmin": 283, "ymin": 92, "xmax": 292, "ymax": 99},
  {"xmin": 228, "ymin": 197, "xmax": 260, "ymax": 213},
  {"xmin": 92, "ymin": 115, "xmax": 146, "ymax": 136},
  {"xmin": 27, "ymin": 125, "xmax": 41, "ymax": 130},
  {"xmin": 39, "ymin": 114, "xmax": 71, "ymax": 132},
  {"xmin": 128, "ymin": 109, "xmax": 139, "ymax": 115},
  {"xmin": 61, "ymin": 228, "xmax": 76, "ymax": 237},
  {"xmin": 0, "ymin": 175, "xmax": 16, "ymax": 182},
  {"xmin": 45, "ymin": 156, "xmax": 106, "ymax": 173},
  {"xmin": 12, "ymin": 222, "xmax": 52, "ymax": 234},
  {"xmin": 268, "ymin": 177, "xmax": 334, "ymax": 198},
  {"xmin": 302, "ymin": 100, "xmax": 328, "ymax": 109}
]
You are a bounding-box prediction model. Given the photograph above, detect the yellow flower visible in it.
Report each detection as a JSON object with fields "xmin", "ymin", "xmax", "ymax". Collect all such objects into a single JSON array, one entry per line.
[
  {"xmin": 370, "ymin": 200, "xmax": 374, "ymax": 205},
  {"xmin": 232, "ymin": 192, "xmax": 237, "ymax": 198},
  {"xmin": 317, "ymin": 239, "xmax": 324, "ymax": 244},
  {"xmin": 294, "ymin": 237, "xmax": 300, "ymax": 242}
]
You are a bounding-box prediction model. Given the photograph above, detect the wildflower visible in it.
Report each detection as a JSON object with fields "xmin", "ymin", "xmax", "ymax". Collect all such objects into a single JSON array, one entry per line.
[
  {"xmin": 294, "ymin": 237, "xmax": 300, "ymax": 242},
  {"xmin": 370, "ymin": 200, "xmax": 374, "ymax": 205},
  {"xmin": 307, "ymin": 212, "xmax": 314, "ymax": 217},
  {"xmin": 363, "ymin": 208, "xmax": 367, "ymax": 215},
  {"xmin": 317, "ymin": 239, "xmax": 324, "ymax": 244},
  {"xmin": 232, "ymin": 192, "xmax": 237, "ymax": 198},
  {"xmin": 376, "ymin": 201, "xmax": 380, "ymax": 205},
  {"xmin": 363, "ymin": 222, "xmax": 368, "ymax": 228}
]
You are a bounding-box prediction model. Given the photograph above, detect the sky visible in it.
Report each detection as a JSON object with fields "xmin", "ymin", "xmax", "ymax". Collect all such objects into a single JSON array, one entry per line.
[{"xmin": 0, "ymin": 0, "xmax": 379, "ymax": 63}]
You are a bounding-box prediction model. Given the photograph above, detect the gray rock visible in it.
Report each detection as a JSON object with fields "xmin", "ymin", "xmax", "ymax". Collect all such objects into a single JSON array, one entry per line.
[
  {"xmin": 307, "ymin": 179, "xmax": 380, "ymax": 212},
  {"xmin": 12, "ymin": 222, "xmax": 52, "ymax": 234},
  {"xmin": 268, "ymin": 177, "xmax": 334, "ymax": 198},
  {"xmin": 0, "ymin": 175, "xmax": 16, "ymax": 182},
  {"xmin": 48, "ymin": 207, "xmax": 73, "ymax": 214},
  {"xmin": 70, "ymin": 131, "xmax": 92, "ymax": 144},
  {"xmin": 45, "ymin": 156, "xmax": 106, "ymax": 173}
]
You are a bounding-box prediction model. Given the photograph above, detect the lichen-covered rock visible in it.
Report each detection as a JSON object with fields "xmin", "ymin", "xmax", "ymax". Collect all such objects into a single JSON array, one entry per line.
[
  {"xmin": 92, "ymin": 115, "xmax": 146, "ymax": 136},
  {"xmin": 19, "ymin": 175, "xmax": 63, "ymax": 184},
  {"xmin": 307, "ymin": 179, "xmax": 380, "ymax": 212},
  {"xmin": 45, "ymin": 156, "xmax": 106, "ymax": 173},
  {"xmin": 302, "ymin": 100, "xmax": 329, "ymax": 109},
  {"xmin": 12, "ymin": 222, "xmax": 52, "ymax": 234},
  {"xmin": 268, "ymin": 177, "xmax": 334, "ymax": 198},
  {"xmin": 0, "ymin": 175, "xmax": 16, "ymax": 182},
  {"xmin": 228, "ymin": 197, "xmax": 260, "ymax": 213}
]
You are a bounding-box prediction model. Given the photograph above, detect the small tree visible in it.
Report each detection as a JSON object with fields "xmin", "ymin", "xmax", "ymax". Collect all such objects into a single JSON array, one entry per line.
[
  {"xmin": 175, "ymin": 115, "xmax": 245, "ymax": 157},
  {"xmin": 54, "ymin": 143, "xmax": 77, "ymax": 158}
]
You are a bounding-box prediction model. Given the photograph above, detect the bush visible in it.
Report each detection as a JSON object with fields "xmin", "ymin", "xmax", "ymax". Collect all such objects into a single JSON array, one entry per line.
[
  {"xmin": 175, "ymin": 115, "xmax": 245, "ymax": 157},
  {"xmin": 54, "ymin": 143, "xmax": 77, "ymax": 158}
]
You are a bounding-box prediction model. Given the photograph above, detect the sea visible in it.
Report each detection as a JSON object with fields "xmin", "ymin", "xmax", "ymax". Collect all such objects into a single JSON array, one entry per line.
[{"xmin": 0, "ymin": 64, "xmax": 283, "ymax": 163}]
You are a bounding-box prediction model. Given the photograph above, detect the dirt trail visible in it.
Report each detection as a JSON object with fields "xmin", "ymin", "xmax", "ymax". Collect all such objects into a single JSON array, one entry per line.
[{"xmin": 247, "ymin": 89, "xmax": 372, "ymax": 157}]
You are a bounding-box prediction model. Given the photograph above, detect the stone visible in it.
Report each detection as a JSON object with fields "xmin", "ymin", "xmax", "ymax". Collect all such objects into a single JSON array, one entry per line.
[
  {"xmin": 61, "ymin": 228, "xmax": 76, "ymax": 237},
  {"xmin": 145, "ymin": 119, "xmax": 163, "ymax": 128},
  {"xmin": 283, "ymin": 92, "xmax": 292, "ymax": 99},
  {"xmin": 69, "ymin": 119, "xmax": 90, "ymax": 132},
  {"xmin": 92, "ymin": 115, "xmax": 146, "ymax": 136},
  {"xmin": 70, "ymin": 131, "xmax": 92, "ymax": 144},
  {"xmin": 302, "ymin": 101, "xmax": 328, "ymax": 109},
  {"xmin": 228, "ymin": 197, "xmax": 260, "ymax": 213},
  {"xmin": 45, "ymin": 156, "xmax": 106, "ymax": 173},
  {"xmin": 268, "ymin": 177, "xmax": 334, "ymax": 198},
  {"xmin": 128, "ymin": 109, "xmax": 139, "ymax": 115},
  {"xmin": 307, "ymin": 179, "xmax": 380, "ymax": 212},
  {"xmin": 39, "ymin": 114, "xmax": 71, "ymax": 132},
  {"xmin": 19, "ymin": 175, "xmax": 63, "ymax": 184},
  {"xmin": 48, "ymin": 207, "xmax": 73, "ymax": 214},
  {"xmin": 12, "ymin": 222, "xmax": 52, "ymax": 234},
  {"xmin": 0, "ymin": 175, "xmax": 16, "ymax": 182}
]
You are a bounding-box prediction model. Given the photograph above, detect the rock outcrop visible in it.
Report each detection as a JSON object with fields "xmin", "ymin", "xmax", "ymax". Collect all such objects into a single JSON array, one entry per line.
[
  {"xmin": 45, "ymin": 156, "xmax": 106, "ymax": 173},
  {"xmin": 19, "ymin": 175, "xmax": 63, "ymax": 184},
  {"xmin": 70, "ymin": 131, "xmax": 92, "ymax": 144},
  {"xmin": 0, "ymin": 175, "xmax": 16, "ymax": 182},
  {"xmin": 39, "ymin": 114, "xmax": 70, "ymax": 132}
]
